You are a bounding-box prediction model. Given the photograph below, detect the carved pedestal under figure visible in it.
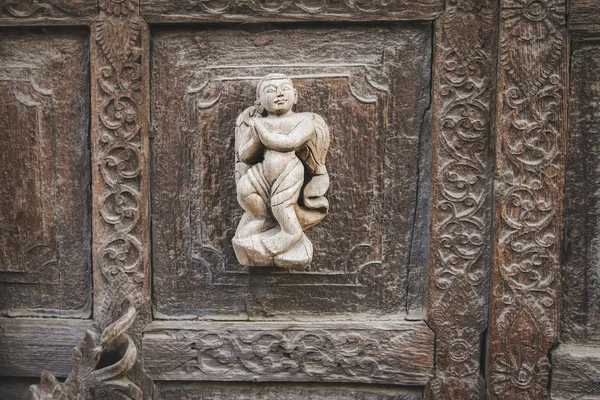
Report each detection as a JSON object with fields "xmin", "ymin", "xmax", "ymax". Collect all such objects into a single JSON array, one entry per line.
[{"xmin": 233, "ymin": 74, "xmax": 330, "ymax": 269}]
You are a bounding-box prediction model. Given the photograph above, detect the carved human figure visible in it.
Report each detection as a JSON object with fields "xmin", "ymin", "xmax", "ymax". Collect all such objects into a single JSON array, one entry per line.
[{"xmin": 233, "ymin": 73, "xmax": 330, "ymax": 269}]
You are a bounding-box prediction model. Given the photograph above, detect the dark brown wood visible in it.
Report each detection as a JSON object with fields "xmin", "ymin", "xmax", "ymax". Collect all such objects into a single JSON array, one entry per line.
[
  {"xmin": 155, "ymin": 382, "xmax": 423, "ymax": 400},
  {"xmin": 143, "ymin": 320, "xmax": 434, "ymax": 385},
  {"xmin": 0, "ymin": 318, "xmax": 93, "ymax": 378},
  {"xmin": 150, "ymin": 24, "xmax": 433, "ymax": 321},
  {"xmin": 552, "ymin": 345, "xmax": 600, "ymax": 399},
  {"xmin": 0, "ymin": 28, "xmax": 91, "ymax": 318},
  {"xmin": 560, "ymin": 37, "xmax": 600, "ymax": 345},
  {"xmin": 425, "ymin": 0, "xmax": 497, "ymax": 398},
  {"xmin": 90, "ymin": 0, "xmax": 152, "ymax": 396},
  {"xmin": 570, "ymin": 0, "xmax": 600, "ymax": 35},
  {"xmin": 0, "ymin": 0, "xmax": 96, "ymax": 26},
  {"xmin": 140, "ymin": 0, "xmax": 444, "ymax": 24},
  {"xmin": 489, "ymin": 0, "xmax": 568, "ymax": 397}
]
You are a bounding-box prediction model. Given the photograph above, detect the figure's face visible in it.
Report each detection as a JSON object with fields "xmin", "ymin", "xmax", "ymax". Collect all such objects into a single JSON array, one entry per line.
[{"xmin": 258, "ymin": 78, "xmax": 297, "ymax": 115}]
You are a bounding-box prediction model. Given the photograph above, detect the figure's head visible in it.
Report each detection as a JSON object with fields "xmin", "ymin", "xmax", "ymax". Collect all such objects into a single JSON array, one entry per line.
[{"xmin": 256, "ymin": 73, "xmax": 297, "ymax": 116}]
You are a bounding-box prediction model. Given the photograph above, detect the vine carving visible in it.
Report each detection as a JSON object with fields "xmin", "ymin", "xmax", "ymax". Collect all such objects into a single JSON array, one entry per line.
[
  {"xmin": 427, "ymin": 0, "xmax": 496, "ymax": 398},
  {"xmin": 490, "ymin": 0, "xmax": 566, "ymax": 397}
]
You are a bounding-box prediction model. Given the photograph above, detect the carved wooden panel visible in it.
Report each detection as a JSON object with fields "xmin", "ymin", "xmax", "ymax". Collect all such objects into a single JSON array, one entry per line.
[
  {"xmin": 0, "ymin": 0, "xmax": 96, "ymax": 26},
  {"xmin": 151, "ymin": 25, "xmax": 432, "ymax": 320},
  {"xmin": 426, "ymin": 0, "xmax": 497, "ymax": 398},
  {"xmin": 156, "ymin": 382, "xmax": 423, "ymax": 400},
  {"xmin": 0, "ymin": 28, "xmax": 91, "ymax": 317},
  {"xmin": 141, "ymin": 0, "xmax": 444, "ymax": 24},
  {"xmin": 490, "ymin": 0, "xmax": 568, "ymax": 397},
  {"xmin": 143, "ymin": 321, "xmax": 433, "ymax": 385},
  {"xmin": 570, "ymin": 0, "xmax": 600, "ymax": 34}
]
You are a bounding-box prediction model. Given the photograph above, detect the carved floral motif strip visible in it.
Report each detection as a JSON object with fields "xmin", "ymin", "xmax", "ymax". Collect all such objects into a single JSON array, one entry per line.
[
  {"xmin": 91, "ymin": 0, "xmax": 151, "ymax": 394},
  {"xmin": 426, "ymin": 0, "xmax": 497, "ymax": 398},
  {"xmin": 490, "ymin": 0, "xmax": 567, "ymax": 397}
]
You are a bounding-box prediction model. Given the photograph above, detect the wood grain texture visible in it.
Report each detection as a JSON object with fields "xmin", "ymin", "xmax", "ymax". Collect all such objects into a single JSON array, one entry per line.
[
  {"xmin": 140, "ymin": 0, "xmax": 444, "ymax": 24},
  {"xmin": 570, "ymin": 0, "xmax": 600, "ymax": 35},
  {"xmin": 551, "ymin": 345, "xmax": 600, "ymax": 399},
  {"xmin": 0, "ymin": 28, "xmax": 91, "ymax": 318},
  {"xmin": 489, "ymin": 0, "xmax": 568, "ymax": 397},
  {"xmin": 150, "ymin": 25, "xmax": 432, "ymax": 320},
  {"xmin": 561, "ymin": 38, "xmax": 600, "ymax": 344},
  {"xmin": 143, "ymin": 320, "xmax": 434, "ymax": 385},
  {"xmin": 425, "ymin": 0, "xmax": 497, "ymax": 398},
  {"xmin": 0, "ymin": 0, "xmax": 96, "ymax": 26},
  {"xmin": 91, "ymin": 0, "xmax": 151, "ymax": 396},
  {"xmin": 0, "ymin": 318, "xmax": 93, "ymax": 378},
  {"xmin": 155, "ymin": 382, "xmax": 424, "ymax": 400}
]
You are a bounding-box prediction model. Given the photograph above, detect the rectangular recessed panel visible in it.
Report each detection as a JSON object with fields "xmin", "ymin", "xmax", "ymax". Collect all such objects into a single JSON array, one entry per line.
[
  {"xmin": 0, "ymin": 29, "xmax": 91, "ymax": 317},
  {"xmin": 151, "ymin": 24, "xmax": 432, "ymax": 320},
  {"xmin": 143, "ymin": 320, "xmax": 434, "ymax": 386}
]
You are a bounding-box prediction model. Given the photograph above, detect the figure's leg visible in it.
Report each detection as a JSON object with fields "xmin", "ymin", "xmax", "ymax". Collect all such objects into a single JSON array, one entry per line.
[
  {"xmin": 236, "ymin": 174, "xmax": 269, "ymax": 239},
  {"xmin": 261, "ymin": 162, "xmax": 305, "ymax": 256},
  {"xmin": 262, "ymin": 203, "xmax": 303, "ymax": 256}
]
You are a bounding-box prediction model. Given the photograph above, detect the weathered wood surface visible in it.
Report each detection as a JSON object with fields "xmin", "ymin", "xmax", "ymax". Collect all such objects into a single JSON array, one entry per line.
[
  {"xmin": 143, "ymin": 320, "xmax": 434, "ymax": 385},
  {"xmin": 551, "ymin": 345, "xmax": 600, "ymax": 399},
  {"xmin": 570, "ymin": 0, "xmax": 600, "ymax": 34},
  {"xmin": 561, "ymin": 38, "xmax": 600, "ymax": 344},
  {"xmin": 151, "ymin": 24, "xmax": 432, "ymax": 320},
  {"xmin": 90, "ymin": 0, "xmax": 152, "ymax": 396},
  {"xmin": 0, "ymin": 318, "xmax": 93, "ymax": 378},
  {"xmin": 489, "ymin": 0, "xmax": 568, "ymax": 398},
  {"xmin": 0, "ymin": 28, "xmax": 91, "ymax": 318},
  {"xmin": 156, "ymin": 382, "xmax": 423, "ymax": 400},
  {"xmin": 425, "ymin": 0, "xmax": 497, "ymax": 398},
  {"xmin": 0, "ymin": 0, "xmax": 96, "ymax": 26},
  {"xmin": 0, "ymin": 378, "xmax": 38, "ymax": 400},
  {"xmin": 140, "ymin": 0, "xmax": 443, "ymax": 24}
]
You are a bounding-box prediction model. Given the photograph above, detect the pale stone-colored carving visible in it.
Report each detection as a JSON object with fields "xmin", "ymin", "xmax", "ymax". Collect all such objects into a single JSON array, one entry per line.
[{"xmin": 233, "ymin": 73, "xmax": 330, "ymax": 269}]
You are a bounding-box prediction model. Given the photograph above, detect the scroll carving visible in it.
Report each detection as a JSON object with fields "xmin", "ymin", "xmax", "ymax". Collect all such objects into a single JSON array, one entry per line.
[
  {"xmin": 143, "ymin": 321, "xmax": 434, "ymax": 385},
  {"xmin": 232, "ymin": 74, "xmax": 330, "ymax": 269},
  {"xmin": 29, "ymin": 298, "xmax": 142, "ymax": 400},
  {"xmin": 0, "ymin": 0, "xmax": 96, "ymax": 25},
  {"xmin": 426, "ymin": 0, "xmax": 496, "ymax": 398},
  {"xmin": 91, "ymin": 0, "xmax": 151, "ymax": 394},
  {"xmin": 490, "ymin": 0, "xmax": 567, "ymax": 397}
]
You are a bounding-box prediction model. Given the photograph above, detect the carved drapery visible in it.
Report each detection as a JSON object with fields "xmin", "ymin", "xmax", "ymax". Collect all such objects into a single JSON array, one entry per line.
[
  {"xmin": 489, "ymin": 0, "xmax": 567, "ymax": 397},
  {"xmin": 91, "ymin": 0, "xmax": 151, "ymax": 395},
  {"xmin": 426, "ymin": 0, "xmax": 497, "ymax": 398}
]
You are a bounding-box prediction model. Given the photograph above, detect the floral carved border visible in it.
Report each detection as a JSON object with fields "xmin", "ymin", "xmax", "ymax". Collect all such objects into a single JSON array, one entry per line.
[
  {"xmin": 489, "ymin": 0, "xmax": 567, "ymax": 397},
  {"xmin": 426, "ymin": 0, "xmax": 497, "ymax": 398},
  {"xmin": 91, "ymin": 0, "xmax": 151, "ymax": 395}
]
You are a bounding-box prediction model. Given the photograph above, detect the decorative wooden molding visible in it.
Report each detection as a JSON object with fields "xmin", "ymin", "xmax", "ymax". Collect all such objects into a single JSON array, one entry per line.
[
  {"xmin": 91, "ymin": 0, "xmax": 152, "ymax": 395},
  {"xmin": 140, "ymin": 0, "xmax": 444, "ymax": 24},
  {"xmin": 0, "ymin": 0, "xmax": 96, "ymax": 26},
  {"xmin": 425, "ymin": 0, "xmax": 497, "ymax": 398},
  {"xmin": 143, "ymin": 321, "xmax": 434, "ymax": 386},
  {"xmin": 489, "ymin": 0, "xmax": 568, "ymax": 398},
  {"xmin": 29, "ymin": 298, "xmax": 142, "ymax": 400}
]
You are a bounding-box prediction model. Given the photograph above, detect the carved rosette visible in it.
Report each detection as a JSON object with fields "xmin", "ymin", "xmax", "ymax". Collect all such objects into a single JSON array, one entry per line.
[
  {"xmin": 426, "ymin": 0, "xmax": 496, "ymax": 398},
  {"xmin": 91, "ymin": 0, "xmax": 150, "ymax": 393},
  {"xmin": 490, "ymin": 0, "xmax": 567, "ymax": 397}
]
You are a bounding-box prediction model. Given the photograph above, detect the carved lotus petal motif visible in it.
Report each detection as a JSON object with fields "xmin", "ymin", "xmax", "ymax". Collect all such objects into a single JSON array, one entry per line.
[
  {"xmin": 444, "ymin": 1, "xmax": 492, "ymax": 64},
  {"xmin": 96, "ymin": 16, "xmax": 141, "ymax": 74},
  {"xmin": 501, "ymin": 0, "xmax": 565, "ymax": 96}
]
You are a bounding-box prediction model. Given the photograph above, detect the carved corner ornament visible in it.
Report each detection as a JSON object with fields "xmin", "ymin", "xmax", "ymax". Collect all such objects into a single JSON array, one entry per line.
[
  {"xmin": 233, "ymin": 73, "xmax": 330, "ymax": 269},
  {"xmin": 28, "ymin": 297, "xmax": 142, "ymax": 400}
]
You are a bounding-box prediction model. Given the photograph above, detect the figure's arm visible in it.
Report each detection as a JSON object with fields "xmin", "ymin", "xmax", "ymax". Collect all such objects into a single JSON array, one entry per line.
[
  {"xmin": 256, "ymin": 117, "xmax": 313, "ymax": 152},
  {"xmin": 237, "ymin": 122, "xmax": 263, "ymax": 164}
]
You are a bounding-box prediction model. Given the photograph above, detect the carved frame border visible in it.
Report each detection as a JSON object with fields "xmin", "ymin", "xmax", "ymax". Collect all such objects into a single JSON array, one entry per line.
[{"xmin": 0, "ymin": 0, "xmax": 572, "ymax": 399}]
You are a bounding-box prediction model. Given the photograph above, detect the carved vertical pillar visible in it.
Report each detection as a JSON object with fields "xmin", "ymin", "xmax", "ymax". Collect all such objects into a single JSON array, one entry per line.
[
  {"xmin": 489, "ymin": 0, "xmax": 567, "ymax": 398},
  {"xmin": 90, "ymin": 0, "xmax": 151, "ymax": 394},
  {"xmin": 426, "ymin": 0, "xmax": 497, "ymax": 398}
]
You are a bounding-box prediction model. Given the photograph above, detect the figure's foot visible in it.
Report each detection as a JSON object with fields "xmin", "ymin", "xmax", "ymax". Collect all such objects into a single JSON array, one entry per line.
[{"xmin": 262, "ymin": 231, "xmax": 302, "ymax": 256}]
